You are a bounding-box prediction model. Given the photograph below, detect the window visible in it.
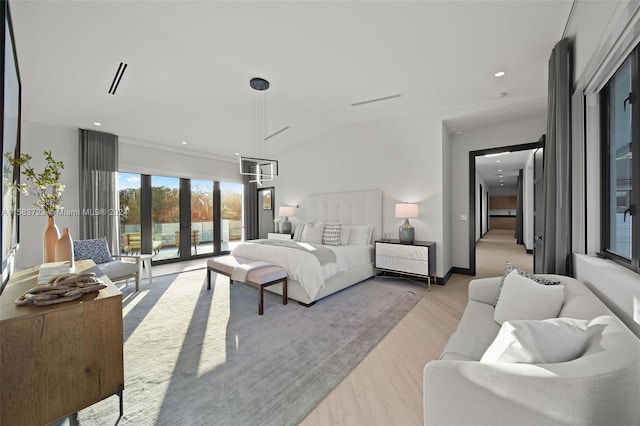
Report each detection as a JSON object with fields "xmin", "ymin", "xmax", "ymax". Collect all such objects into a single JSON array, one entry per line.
[{"xmin": 601, "ymin": 49, "xmax": 640, "ymax": 271}]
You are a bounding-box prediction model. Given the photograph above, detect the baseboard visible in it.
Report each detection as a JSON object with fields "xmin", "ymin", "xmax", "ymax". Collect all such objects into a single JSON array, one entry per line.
[
  {"xmin": 526, "ymin": 249, "xmax": 533, "ymax": 254},
  {"xmin": 438, "ymin": 268, "xmax": 455, "ymax": 285},
  {"xmin": 451, "ymin": 267, "xmax": 474, "ymax": 276}
]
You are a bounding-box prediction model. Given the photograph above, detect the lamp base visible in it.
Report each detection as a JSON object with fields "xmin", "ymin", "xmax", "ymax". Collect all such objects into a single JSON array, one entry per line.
[
  {"xmin": 398, "ymin": 219, "xmax": 414, "ymax": 244},
  {"xmin": 281, "ymin": 218, "xmax": 291, "ymax": 234}
]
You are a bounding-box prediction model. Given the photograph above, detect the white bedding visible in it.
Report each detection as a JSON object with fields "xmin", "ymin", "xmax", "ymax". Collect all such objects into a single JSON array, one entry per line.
[{"xmin": 230, "ymin": 240, "xmax": 373, "ymax": 300}]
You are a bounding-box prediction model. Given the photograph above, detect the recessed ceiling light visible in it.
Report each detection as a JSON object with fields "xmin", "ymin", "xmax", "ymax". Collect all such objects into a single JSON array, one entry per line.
[
  {"xmin": 494, "ymin": 71, "xmax": 506, "ymax": 77},
  {"xmin": 453, "ymin": 130, "xmax": 464, "ymax": 135},
  {"xmin": 181, "ymin": 141, "xmax": 188, "ymax": 145},
  {"xmin": 93, "ymin": 122, "xmax": 102, "ymax": 126},
  {"xmin": 235, "ymin": 152, "xmax": 240, "ymax": 156},
  {"xmin": 498, "ymin": 169, "xmax": 503, "ymax": 172},
  {"xmin": 496, "ymin": 160, "xmax": 501, "ymax": 163}
]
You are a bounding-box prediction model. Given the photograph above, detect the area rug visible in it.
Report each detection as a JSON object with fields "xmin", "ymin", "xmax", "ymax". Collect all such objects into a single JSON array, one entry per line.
[{"xmin": 77, "ymin": 269, "xmax": 422, "ymax": 426}]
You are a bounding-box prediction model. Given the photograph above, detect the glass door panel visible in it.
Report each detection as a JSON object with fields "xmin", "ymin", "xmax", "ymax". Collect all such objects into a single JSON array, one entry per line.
[
  {"xmin": 191, "ymin": 179, "xmax": 214, "ymax": 256},
  {"xmin": 152, "ymin": 176, "xmax": 180, "ymax": 261},
  {"xmin": 221, "ymin": 182, "xmax": 243, "ymax": 251},
  {"xmin": 118, "ymin": 173, "xmax": 141, "ymax": 255}
]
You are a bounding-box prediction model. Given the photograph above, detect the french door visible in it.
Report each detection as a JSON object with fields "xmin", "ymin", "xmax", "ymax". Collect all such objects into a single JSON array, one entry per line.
[{"xmin": 119, "ymin": 173, "xmax": 242, "ymax": 263}]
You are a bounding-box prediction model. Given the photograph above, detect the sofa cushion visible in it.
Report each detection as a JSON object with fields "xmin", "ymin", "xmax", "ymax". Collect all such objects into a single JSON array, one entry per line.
[
  {"xmin": 480, "ymin": 318, "xmax": 591, "ymax": 364},
  {"xmin": 494, "ymin": 270, "xmax": 565, "ymax": 325},
  {"xmin": 495, "ymin": 262, "xmax": 561, "ymax": 305}
]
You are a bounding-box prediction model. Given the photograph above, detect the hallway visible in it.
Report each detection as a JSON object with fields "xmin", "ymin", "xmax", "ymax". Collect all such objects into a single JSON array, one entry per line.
[{"xmin": 475, "ymin": 229, "xmax": 534, "ymax": 278}]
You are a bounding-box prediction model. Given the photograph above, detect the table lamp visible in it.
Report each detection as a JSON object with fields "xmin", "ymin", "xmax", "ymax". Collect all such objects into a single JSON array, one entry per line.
[
  {"xmin": 279, "ymin": 206, "xmax": 296, "ymax": 234},
  {"xmin": 395, "ymin": 203, "xmax": 419, "ymax": 243}
]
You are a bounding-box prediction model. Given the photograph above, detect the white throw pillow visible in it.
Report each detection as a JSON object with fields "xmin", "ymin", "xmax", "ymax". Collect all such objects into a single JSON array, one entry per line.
[
  {"xmin": 348, "ymin": 225, "xmax": 373, "ymax": 245},
  {"xmin": 340, "ymin": 225, "xmax": 352, "ymax": 246},
  {"xmin": 481, "ymin": 318, "xmax": 590, "ymax": 364},
  {"xmin": 494, "ymin": 270, "xmax": 565, "ymax": 325},
  {"xmin": 301, "ymin": 222, "xmax": 324, "ymax": 244}
]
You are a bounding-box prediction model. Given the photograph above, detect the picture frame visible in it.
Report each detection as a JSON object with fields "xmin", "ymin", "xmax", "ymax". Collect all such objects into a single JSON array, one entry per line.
[
  {"xmin": 1, "ymin": 0, "xmax": 22, "ymax": 293},
  {"xmin": 263, "ymin": 189, "xmax": 272, "ymax": 210}
]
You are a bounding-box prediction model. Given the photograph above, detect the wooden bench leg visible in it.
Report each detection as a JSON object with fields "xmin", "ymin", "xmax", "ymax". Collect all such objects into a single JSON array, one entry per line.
[
  {"xmin": 207, "ymin": 268, "xmax": 211, "ymax": 290},
  {"xmin": 258, "ymin": 286, "xmax": 264, "ymax": 315},
  {"xmin": 282, "ymin": 277, "xmax": 288, "ymax": 305}
]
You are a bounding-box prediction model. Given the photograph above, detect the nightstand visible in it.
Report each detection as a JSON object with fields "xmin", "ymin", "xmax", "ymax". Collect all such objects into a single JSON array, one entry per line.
[
  {"xmin": 267, "ymin": 232, "xmax": 293, "ymax": 240},
  {"xmin": 374, "ymin": 240, "xmax": 436, "ymax": 290}
]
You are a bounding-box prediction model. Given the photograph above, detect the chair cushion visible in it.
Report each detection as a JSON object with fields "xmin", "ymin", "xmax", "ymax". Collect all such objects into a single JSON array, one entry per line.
[
  {"xmin": 73, "ymin": 238, "xmax": 113, "ymax": 264},
  {"xmin": 99, "ymin": 260, "xmax": 138, "ymax": 281}
]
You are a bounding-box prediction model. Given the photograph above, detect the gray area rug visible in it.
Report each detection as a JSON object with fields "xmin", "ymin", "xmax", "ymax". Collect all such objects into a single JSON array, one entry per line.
[{"xmin": 77, "ymin": 269, "xmax": 422, "ymax": 426}]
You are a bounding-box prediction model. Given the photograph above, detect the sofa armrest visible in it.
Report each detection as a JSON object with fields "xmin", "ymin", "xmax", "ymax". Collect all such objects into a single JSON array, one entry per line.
[
  {"xmin": 468, "ymin": 277, "xmax": 501, "ymax": 305},
  {"xmin": 423, "ymin": 359, "xmax": 640, "ymax": 426}
]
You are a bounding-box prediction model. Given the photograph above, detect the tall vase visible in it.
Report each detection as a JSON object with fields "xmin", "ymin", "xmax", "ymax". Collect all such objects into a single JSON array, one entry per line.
[
  {"xmin": 55, "ymin": 227, "xmax": 74, "ymax": 269},
  {"xmin": 43, "ymin": 216, "xmax": 60, "ymax": 263}
]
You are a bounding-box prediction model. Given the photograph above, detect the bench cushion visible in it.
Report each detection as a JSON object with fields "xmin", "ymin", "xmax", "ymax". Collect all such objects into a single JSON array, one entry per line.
[{"xmin": 208, "ymin": 256, "xmax": 287, "ymax": 284}]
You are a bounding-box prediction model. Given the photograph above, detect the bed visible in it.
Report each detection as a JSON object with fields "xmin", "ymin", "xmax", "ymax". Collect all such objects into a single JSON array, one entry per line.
[{"xmin": 230, "ymin": 189, "xmax": 382, "ymax": 305}]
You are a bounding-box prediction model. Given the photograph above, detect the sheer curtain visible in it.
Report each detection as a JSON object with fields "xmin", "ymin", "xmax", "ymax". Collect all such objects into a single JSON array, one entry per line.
[
  {"xmin": 542, "ymin": 38, "xmax": 572, "ymax": 274},
  {"xmin": 79, "ymin": 129, "xmax": 120, "ymax": 254}
]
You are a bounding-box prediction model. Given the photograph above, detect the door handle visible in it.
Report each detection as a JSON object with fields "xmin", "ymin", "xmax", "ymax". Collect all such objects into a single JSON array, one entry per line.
[{"xmin": 535, "ymin": 235, "xmax": 543, "ymax": 241}]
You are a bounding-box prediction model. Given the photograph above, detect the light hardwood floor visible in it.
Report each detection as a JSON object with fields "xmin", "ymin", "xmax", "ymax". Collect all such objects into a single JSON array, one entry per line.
[{"xmin": 301, "ymin": 229, "xmax": 532, "ymax": 425}]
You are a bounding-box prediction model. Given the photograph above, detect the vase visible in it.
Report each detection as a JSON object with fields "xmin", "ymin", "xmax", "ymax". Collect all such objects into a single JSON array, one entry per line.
[
  {"xmin": 55, "ymin": 227, "xmax": 74, "ymax": 269},
  {"xmin": 43, "ymin": 216, "xmax": 60, "ymax": 263}
]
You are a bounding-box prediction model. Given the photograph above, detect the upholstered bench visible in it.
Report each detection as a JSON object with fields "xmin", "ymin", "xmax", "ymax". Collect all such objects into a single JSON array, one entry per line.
[{"xmin": 207, "ymin": 256, "xmax": 288, "ymax": 315}]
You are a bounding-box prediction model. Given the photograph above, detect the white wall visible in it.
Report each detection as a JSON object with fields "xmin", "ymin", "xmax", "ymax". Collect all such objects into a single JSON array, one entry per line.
[
  {"xmin": 119, "ymin": 139, "xmax": 241, "ymax": 183},
  {"xmin": 441, "ymin": 123, "xmax": 452, "ymax": 277},
  {"xmin": 16, "ymin": 121, "xmax": 80, "ymax": 269},
  {"xmin": 450, "ymin": 117, "xmax": 545, "ymax": 270},
  {"xmin": 274, "ymin": 114, "xmax": 449, "ymax": 277}
]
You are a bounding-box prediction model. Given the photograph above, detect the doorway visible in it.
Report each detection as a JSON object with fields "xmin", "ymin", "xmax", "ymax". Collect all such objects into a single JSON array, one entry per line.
[
  {"xmin": 257, "ymin": 187, "xmax": 275, "ymax": 239},
  {"xmin": 468, "ymin": 139, "xmax": 544, "ymax": 276}
]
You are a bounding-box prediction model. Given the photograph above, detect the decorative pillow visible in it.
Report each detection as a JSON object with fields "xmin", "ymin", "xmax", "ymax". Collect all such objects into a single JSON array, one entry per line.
[
  {"xmin": 494, "ymin": 270, "xmax": 565, "ymax": 325},
  {"xmin": 293, "ymin": 223, "xmax": 305, "ymax": 242},
  {"xmin": 301, "ymin": 222, "xmax": 325, "ymax": 244},
  {"xmin": 348, "ymin": 225, "xmax": 373, "ymax": 245},
  {"xmin": 495, "ymin": 262, "xmax": 561, "ymax": 306},
  {"xmin": 340, "ymin": 225, "xmax": 352, "ymax": 246},
  {"xmin": 481, "ymin": 318, "xmax": 590, "ymax": 364},
  {"xmin": 322, "ymin": 223, "xmax": 342, "ymax": 246},
  {"xmin": 73, "ymin": 238, "xmax": 113, "ymax": 264}
]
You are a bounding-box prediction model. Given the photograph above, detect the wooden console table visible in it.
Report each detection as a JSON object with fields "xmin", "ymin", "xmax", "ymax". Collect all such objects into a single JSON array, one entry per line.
[{"xmin": 0, "ymin": 260, "xmax": 124, "ymax": 425}]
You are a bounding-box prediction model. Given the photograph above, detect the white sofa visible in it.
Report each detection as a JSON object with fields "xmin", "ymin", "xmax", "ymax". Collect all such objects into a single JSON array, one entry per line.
[{"xmin": 423, "ymin": 274, "xmax": 640, "ymax": 425}]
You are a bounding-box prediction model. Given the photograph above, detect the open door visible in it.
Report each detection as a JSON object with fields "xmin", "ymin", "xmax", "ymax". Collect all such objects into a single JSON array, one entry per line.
[
  {"xmin": 257, "ymin": 187, "xmax": 274, "ymax": 239},
  {"xmin": 533, "ymin": 143, "xmax": 544, "ymax": 272}
]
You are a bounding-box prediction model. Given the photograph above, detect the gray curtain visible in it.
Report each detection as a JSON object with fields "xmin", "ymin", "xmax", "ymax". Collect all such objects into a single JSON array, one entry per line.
[
  {"xmin": 79, "ymin": 129, "xmax": 120, "ymax": 254},
  {"xmin": 542, "ymin": 38, "xmax": 572, "ymax": 274},
  {"xmin": 243, "ymin": 174, "xmax": 258, "ymax": 240},
  {"xmin": 515, "ymin": 169, "xmax": 524, "ymax": 245}
]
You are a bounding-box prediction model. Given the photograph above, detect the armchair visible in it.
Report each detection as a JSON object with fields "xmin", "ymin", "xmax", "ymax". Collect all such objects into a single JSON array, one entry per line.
[{"xmin": 73, "ymin": 238, "xmax": 141, "ymax": 291}]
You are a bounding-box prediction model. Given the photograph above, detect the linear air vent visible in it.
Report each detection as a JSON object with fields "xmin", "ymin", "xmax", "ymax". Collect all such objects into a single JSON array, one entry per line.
[
  {"xmin": 351, "ymin": 93, "xmax": 403, "ymax": 107},
  {"xmin": 108, "ymin": 62, "xmax": 128, "ymax": 95},
  {"xmin": 264, "ymin": 126, "xmax": 291, "ymax": 141}
]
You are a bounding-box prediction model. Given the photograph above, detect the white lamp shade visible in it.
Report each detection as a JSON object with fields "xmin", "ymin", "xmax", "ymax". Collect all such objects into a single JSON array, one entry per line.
[
  {"xmin": 395, "ymin": 203, "xmax": 419, "ymax": 218},
  {"xmin": 279, "ymin": 206, "xmax": 296, "ymax": 217}
]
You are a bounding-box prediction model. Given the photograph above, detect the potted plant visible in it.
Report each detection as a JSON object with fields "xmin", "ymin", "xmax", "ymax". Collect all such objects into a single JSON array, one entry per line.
[{"xmin": 5, "ymin": 151, "xmax": 65, "ymax": 262}]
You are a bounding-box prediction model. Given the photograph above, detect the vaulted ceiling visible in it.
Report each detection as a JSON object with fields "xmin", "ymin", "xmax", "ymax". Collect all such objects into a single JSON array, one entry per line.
[{"xmin": 10, "ymin": 0, "xmax": 573, "ymax": 160}]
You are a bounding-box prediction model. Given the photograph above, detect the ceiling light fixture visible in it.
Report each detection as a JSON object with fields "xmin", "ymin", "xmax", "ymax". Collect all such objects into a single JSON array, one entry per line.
[
  {"xmin": 93, "ymin": 122, "xmax": 102, "ymax": 126},
  {"xmin": 239, "ymin": 77, "xmax": 279, "ymax": 186},
  {"xmin": 351, "ymin": 93, "xmax": 403, "ymax": 107},
  {"xmin": 494, "ymin": 71, "xmax": 506, "ymax": 77},
  {"xmin": 181, "ymin": 141, "xmax": 188, "ymax": 145}
]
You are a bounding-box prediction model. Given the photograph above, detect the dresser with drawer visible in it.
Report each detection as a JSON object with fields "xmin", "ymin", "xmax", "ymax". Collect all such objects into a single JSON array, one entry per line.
[{"xmin": 375, "ymin": 240, "xmax": 436, "ymax": 288}]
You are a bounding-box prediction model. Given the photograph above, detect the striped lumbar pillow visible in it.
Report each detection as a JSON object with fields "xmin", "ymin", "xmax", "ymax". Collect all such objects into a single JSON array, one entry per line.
[{"xmin": 293, "ymin": 223, "xmax": 305, "ymax": 242}]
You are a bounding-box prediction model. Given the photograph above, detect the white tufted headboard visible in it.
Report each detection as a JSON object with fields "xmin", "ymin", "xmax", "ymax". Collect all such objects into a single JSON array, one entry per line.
[{"xmin": 305, "ymin": 190, "xmax": 382, "ymax": 243}]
